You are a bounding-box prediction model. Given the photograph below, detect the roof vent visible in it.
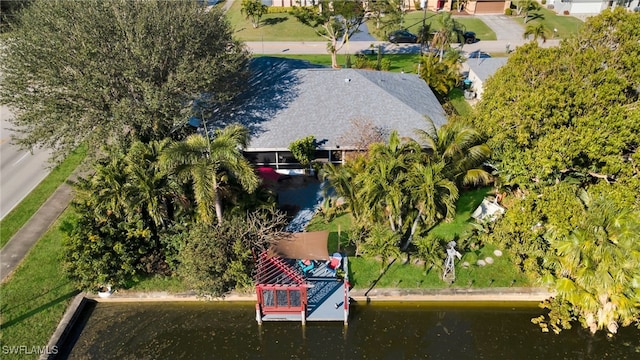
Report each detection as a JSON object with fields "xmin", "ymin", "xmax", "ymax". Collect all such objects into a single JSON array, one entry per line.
[{"xmin": 344, "ymin": 78, "xmax": 351, "ymax": 83}]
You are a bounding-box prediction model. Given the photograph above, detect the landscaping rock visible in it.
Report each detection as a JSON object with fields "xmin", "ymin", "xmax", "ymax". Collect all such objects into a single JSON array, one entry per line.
[
  {"xmin": 493, "ymin": 249, "xmax": 503, "ymax": 257},
  {"xmin": 485, "ymin": 257, "xmax": 494, "ymax": 264},
  {"xmin": 476, "ymin": 259, "xmax": 486, "ymax": 267},
  {"xmin": 462, "ymin": 261, "xmax": 470, "ymax": 268}
]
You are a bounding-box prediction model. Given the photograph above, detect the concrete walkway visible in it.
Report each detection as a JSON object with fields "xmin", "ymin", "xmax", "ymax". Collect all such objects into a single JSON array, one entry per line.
[{"xmin": 0, "ymin": 180, "xmax": 74, "ymax": 283}]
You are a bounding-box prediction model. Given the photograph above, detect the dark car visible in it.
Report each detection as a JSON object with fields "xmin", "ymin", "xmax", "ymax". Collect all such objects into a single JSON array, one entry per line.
[
  {"xmin": 388, "ymin": 30, "xmax": 418, "ymax": 44},
  {"xmin": 463, "ymin": 31, "xmax": 476, "ymax": 44},
  {"xmin": 467, "ymin": 50, "xmax": 491, "ymax": 59}
]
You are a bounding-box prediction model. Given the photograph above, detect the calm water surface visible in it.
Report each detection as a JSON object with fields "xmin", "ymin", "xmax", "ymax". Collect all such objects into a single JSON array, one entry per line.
[{"xmin": 64, "ymin": 301, "xmax": 640, "ymax": 359}]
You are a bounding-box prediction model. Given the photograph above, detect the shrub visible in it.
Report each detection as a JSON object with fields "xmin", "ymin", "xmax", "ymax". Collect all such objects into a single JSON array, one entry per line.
[
  {"xmin": 541, "ymin": 0, "xmax": 546, "ymax": 4},
  {"xmin": 288, "ymin": 135, "xmax": 316, "ymax": 167},
  {"xmin": 267, "ymin": 6, "xmax": 289, "ymax": 13},
  {"xmin": 505, "ymin": 8, "xmax": 512, "ymax": 15},
  {"xmin": 354, "ymin": 54, "xmax": 372, "ymax": 69},
  {"xmin": 563, "ymin": 9, "xmax": 570, "ymax": 15},
  {"xmin": 380, "ymin": 58, "xmax": 392, "ymax": 71}
]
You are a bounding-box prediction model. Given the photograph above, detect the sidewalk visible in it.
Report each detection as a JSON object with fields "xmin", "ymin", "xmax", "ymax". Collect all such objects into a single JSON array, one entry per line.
[{"xmin": 0, "ymin": 179, "xmax": 75, "ymax": 283}]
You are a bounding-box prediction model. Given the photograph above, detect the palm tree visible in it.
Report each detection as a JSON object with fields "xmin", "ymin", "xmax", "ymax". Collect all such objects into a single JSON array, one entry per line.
[
  {"xmin": 125, "ymin": 139, "xmax": 177, "ymax": 228},
  {"xmin": 360, "ymin": 223, "xmax": 402, "ymax": 273},
  {"xmin": 523, "ymin": 23, "xmax": 550, "ymax": 43},
  {"xmin": 418, "ymin": 50, "xmax": 463, "ymax": 99},
  {"xmin": 544, "ymin": 190, "xmax": 640, "ymax": 334},
  {"xmin": 357, "ymin": 131, "xmax": 421, "ymax": 233},
  {"xmin": 402, "ymin": 161, "xmax": 459, "ymax": 250},
  {"xmin": 415, "ymin": 119, "xmax": 493, "ymax": 187},
  {"xmin": 162, "ymin": 124, "xmax": 259, "ymax": 225}
]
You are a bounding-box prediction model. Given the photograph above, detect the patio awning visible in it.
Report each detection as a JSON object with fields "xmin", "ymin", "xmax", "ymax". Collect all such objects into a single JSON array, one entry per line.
[{"xmin": 270, "ymin": 231, "xmax": 330, "ymax": 261}]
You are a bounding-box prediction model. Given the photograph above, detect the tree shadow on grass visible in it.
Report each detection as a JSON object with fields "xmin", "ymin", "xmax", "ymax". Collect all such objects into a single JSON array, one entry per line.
[
  {"xmin": 364, "ymin": 257, "xmax": 397, "ymax": 297},
  {"xmin": 526, "ymin": 13, "xmax": 545, "ymax": 22},
  {"xmin": 262, "ymin": 17, "xmax": 288, "ymax": 26},
  {"xmin": 1, "ymin": 290, "xmax": 80, "ymax": 329}
]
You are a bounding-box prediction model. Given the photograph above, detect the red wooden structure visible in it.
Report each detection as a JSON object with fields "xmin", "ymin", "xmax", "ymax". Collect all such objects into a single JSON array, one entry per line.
[{"xmin": 255, "ymin": 251, "xmax": 308, "ymax": 317}]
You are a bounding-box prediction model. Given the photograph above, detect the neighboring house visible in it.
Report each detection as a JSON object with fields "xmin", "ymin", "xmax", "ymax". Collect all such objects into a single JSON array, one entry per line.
[
  {"xmin": 465, "ymin": 57, "xmax": 508, "ymax": 100},
  {"xmin": 220, "ymin": 57, "xmax": 447, "ymax": 171},
  {"xmin": 464, "ymin": 0, "xmax": 512, "ymax": 14},
  {"xmin": 550, "ymin": 0, "xmax": 639, "ymax": 15}
]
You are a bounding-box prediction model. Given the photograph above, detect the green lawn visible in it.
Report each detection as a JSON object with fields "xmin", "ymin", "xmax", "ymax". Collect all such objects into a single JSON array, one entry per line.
[
  {"xmin": 0, "ymin": 209, "xmax": 79, "ymax": 359},
  {"xmin": 448, "ymin": 88, "xmax": 474, "ymax": 117},
  {"xmin": 515, "ymin": 8, "xmax": 583, "ymax": 39},
  {"xmin": 226, "ymin": 2, "xmax": 322, "ymax": 41},
  {"xmin": 307, "ymin": 187, "xmax": 529, "ymax": 290},
  {"xmin": 0, "ymin": 145, "xmax": 86, "ymax": 248},
  {"xmin": 428, "ymin": 187, "xmax": 490, "ymax": 241},
  {"xmin": 368, "ymin": 11, "xmax": 497, "ymax": 42}
]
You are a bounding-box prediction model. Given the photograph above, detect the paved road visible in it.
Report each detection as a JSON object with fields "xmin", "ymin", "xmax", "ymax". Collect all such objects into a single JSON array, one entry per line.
[
  {"xmin": 0, "ymin": 106, "xmax": 51, "ymax": 220},
  {"xmin": 245, "ymin": 38, "xmax": 560, "ymax": 56}
]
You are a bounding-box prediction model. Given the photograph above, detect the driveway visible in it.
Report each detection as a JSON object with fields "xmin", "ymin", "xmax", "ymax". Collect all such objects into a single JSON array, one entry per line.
[{"xmin": 475, "ymin": 15, "xmax": 525, "ymax": 41}]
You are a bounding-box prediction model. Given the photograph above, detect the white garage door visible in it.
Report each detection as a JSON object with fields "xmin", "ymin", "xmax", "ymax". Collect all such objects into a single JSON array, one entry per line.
[{"xmin": 571, "ymin": 2, "xmax": 605, "ymax": 14}]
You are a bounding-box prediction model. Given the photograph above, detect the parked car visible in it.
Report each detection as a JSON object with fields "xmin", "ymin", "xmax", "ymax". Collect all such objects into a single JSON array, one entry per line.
[
  {"xmin": 467, "ymin": 50, "xmax": 491, "ymax": 59},
  {"xmin": 463, "ymin": 31, "xmax": 476, "ymax": 44},
  {"xmin": 388, "ymin": 30, "xmax": 418, "ymax": 44}
]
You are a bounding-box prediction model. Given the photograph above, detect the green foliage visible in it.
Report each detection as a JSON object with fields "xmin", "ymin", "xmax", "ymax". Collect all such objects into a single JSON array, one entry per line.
[
  {"xmin": 290, "ymin": 0, "xmax": 365, "ymax": 68},
  {"xmin": 505, "ymin": 8, "xmax": 513, "ymax": 16},
  {"xmin": 418, "ymin": 53, "xmax": 462, "ymax": 98},
  {"xmin": 523, "ymin": 23, "xmax": 550, "ymax": 42},
  {"xmin": 0, "ymin": 0, "xmax": 250, "ymax": 161},
  {"xmin": 360, "ymin": 223, "xmax": 402, "ymax": 272},
  {"xmin": 241, "ymin": 0, "xmax": 268, "ymax": 28},
  {"xmin": 172, "ymin": 210, "xmax": 288, "ymax": 297},
  {"xmin": 288, "ymin": 135, "xmax": 317, "ymax": 168},
  {"xmin": 473, "ymin": 9, "xmax": 640, "ymax": 189},
  {"xmin": 380, "ymin": 58, "xmax": 392, "ymax": 71},
  {"xmin": 267, "ymin": 6, "xmax": 289, "ymax": 14},
  {"xmin": 62, "ymin": 204, "xmax": 156, "ymax": 290},
  {"xmin": 541, "ymin": 191, "xmax": 640, "ymax": 334},
  {"xmin": 162, "ymin": 124, "xmax": 259, "ymax": 224}
]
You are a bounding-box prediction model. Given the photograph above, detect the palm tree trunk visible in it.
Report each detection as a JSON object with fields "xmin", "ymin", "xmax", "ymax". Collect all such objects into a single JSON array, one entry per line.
[
  {"xmin": 401, "ymin": 209, "xmax": 423, "ymax": 251},
  {"xmin": 214, "ymin": 188, "xmax": 224, "ymax": 225}
]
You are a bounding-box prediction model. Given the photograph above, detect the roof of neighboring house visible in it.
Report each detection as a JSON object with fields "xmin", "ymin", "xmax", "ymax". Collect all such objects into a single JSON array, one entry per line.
[
  {"xmin": 466, "ymin": 57, "xmax": 508, "ymax": 83},
  {"xmin": 218, "ymin": 57, "xmax": 447, "ymax": 151}
]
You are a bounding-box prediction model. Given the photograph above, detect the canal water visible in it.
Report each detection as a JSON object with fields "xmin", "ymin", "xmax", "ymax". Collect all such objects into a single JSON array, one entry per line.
[{"xmin": 62, "ymin": 301, "xmax": 640, "ymax": 359}]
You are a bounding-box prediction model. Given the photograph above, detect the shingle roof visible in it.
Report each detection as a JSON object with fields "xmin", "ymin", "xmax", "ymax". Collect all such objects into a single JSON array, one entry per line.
[
  {"xmin": 222, "ymin": 57, "xmax": 447, "ymax": 151},
  {"xmin": 466, "ymin": 57, "xmax": 508, "ymax": 83}
]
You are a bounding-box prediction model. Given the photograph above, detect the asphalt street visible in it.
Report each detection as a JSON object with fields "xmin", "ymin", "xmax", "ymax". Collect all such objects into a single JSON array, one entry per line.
[{"xmin": 0, "ymin": 105, "xmax": 51, "ymax": 220}]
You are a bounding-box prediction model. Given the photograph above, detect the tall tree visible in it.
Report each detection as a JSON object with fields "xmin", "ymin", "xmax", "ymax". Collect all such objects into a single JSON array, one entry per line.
[
  {"xmin": 539, "ymin": 190, "xmax": 640, "ymax": 334},
  {"xmin": 415, "ymin": 119, "xmax": 493, "ymax": 187},
  {"xmin": 291, "ymin": 0, "xmax": 366, "ymax": 68},
  {"xmin": 514, "ymin": 0, "xmax": 540, "ymax": 23},
  {"xmin": 523, "ymin": 23, "xmax": 549, "ymax": 43},
  {"xmin": 473, "ymin": 9, "xmax": 640, "ymax": 189},
  {"xmin": 0, "ymin": 0, "xmax": 250, "ymax": 161},
  {"xmin": 161, "ymin": 124, "xmax": 259, "ymax": 225},
  {"xmin": 241, "ymin": 0, "xmax": 268, "ymax": 28},
  {"xmin": 418, "ymin": 53, "xmax": 462, "ymax": 99}
]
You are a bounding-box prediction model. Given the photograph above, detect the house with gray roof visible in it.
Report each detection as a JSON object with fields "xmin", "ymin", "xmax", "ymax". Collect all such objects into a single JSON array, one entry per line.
[
  {"xmin": 465, "ymin": 57, "xmax": 508, "ymax": 100},
  {"xmin": 220, "ymin": 57, "xmax": 447, "ymax": 171}
]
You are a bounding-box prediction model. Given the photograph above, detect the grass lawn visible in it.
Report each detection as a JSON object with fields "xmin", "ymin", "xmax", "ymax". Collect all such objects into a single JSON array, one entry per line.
[
  {"xmin": 448, "ymin": 88, "xmax": 474, "ymax": 117},
  {"xmin": 307, "ymin": 187, "xmax": 529, "ymax": 290},
  {"xmin": 0, "ymin": 145, "xmax": 86, "ymax": 248},
  {"xmin": 0, "ymin": 209, "xmax": 79, "ymax": 359},
  {"xmin": 428, "ymin": 186, "xmax": 490, "ymax": 241},
  {"xmin": 515, "ymin": 8, "xmax": 583, "ymax": 39},
  {"xmin": 226, "ymin": 2, "xmax": 321, "ymax": 41},
  {"xmin": 368, "ymin": 11, "xmax": 496, "ymax": 42}
]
